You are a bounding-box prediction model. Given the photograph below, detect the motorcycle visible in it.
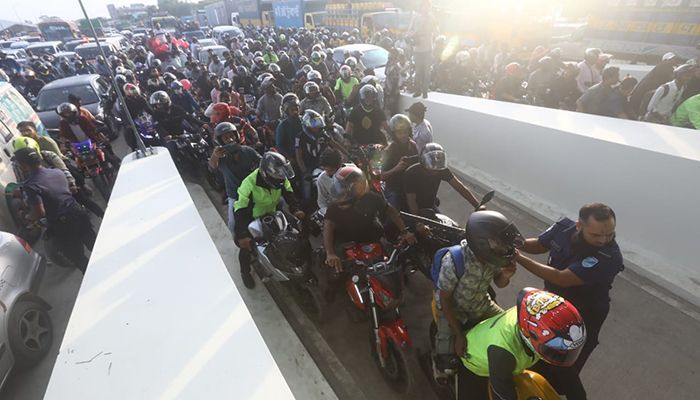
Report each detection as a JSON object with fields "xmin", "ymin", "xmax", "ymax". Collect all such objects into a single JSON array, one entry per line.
[
  {"xmin": 69, "ymin": 139, "xmax": 115, "ymax": 201},
  {"xmin": 247, "ymin": 211, "xmax": 326, "ymax": 322},
  {"xmin": 348, "ymin": 144, "xmax": 384, "ymax": 195},
  {"xmin": 400, "ymin": 191, "xmax": 495, "ymax": 279},
  {"xmin": 342, "ymin": 242, "xmax": 419, "ymax": 393},
  {"xmin": 133, "ymin": 112, "xmax": 161, "ymax": 148}
]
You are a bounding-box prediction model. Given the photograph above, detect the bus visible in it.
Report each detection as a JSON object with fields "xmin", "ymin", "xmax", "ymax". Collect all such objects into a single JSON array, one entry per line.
[{"xmin": 37, "ymin": 18, "xmax": 80, "ymax": 43}]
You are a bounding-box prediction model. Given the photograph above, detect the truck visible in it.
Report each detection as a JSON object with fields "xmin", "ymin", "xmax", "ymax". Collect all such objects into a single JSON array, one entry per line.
[
  {"xmin": 271, "ymin": 0, "xmax": 326, "ymax": 29},
  {"xmin": 323, "ymin": 1, "xmax": 414, "ymax": 38}
]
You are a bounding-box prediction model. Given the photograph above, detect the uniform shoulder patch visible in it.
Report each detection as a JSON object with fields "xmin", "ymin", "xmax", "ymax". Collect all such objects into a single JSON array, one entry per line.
[{"xmin": 581, "ymin": 257, "xmax": 599, "ymax": 268}]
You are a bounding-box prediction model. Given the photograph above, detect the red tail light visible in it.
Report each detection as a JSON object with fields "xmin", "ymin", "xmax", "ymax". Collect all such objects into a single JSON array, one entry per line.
[{"xmin": 14, "ymin": 235, "xmax": 32, "ymax": 253}]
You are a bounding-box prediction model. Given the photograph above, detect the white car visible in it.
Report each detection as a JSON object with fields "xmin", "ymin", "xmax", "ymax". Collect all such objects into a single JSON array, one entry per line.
[
  {"xmin": 197, "ymin": 38, "xmax": 217, "ymax": 48},
  {"xmin": 333, "ymin": 44, "xmax": 389, "ymax": 81},
  {"xmin": 199, "ymin": 45, "xmax": 229, "ymax": 65},
  {"xmin": 212, "ymin": 25, "xmax": 244, "ymax": 44}
]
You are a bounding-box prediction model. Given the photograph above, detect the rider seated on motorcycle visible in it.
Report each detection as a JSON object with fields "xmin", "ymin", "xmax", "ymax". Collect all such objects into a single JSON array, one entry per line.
[
  {"xmin": 256, "ymin": 77, "xmax": 284, "ymax": 124},
  {"xmin": 457, "ymin": 288, "xmax": 586, "ymax": 400},
  {"xmin": 209, "ymin": 122, "xmax": 261, "ymax": 235},
  {"xmin": 433, "ymin": 211, "xmax": 522, "ymax": 374},
  {"xmin": 149, "ymin": 90, "xmax": 206, "ymax": 162},
  {"xmin": 300, "ymin": 81, "xmax": 333, "ymax": 117},
  {"xmin": 306, "ymin": 69, "xmax": 336, "ymax": 106},
  {"xmin": 316, "ymin": 148, "xmax": 343, "ymax": 210},
  {"xmin": 170, "ymin": 80, "xmax": 200, "ymax": 114},
  {"xmin": 234, "ymin": 152, "xmax": 305, "ymax": 289},
  {"xmin": 334, "ymin": 65, "xmax": 360, "ymax": 106},
  {"xmin": 56, "ymin": 102, "xmax": 121, "ymax": 168},
  {"xmin": 381, "ymin": 114, "xmax": 418, "ymax": 211},
  {"xmin": 324, "ymin": 165, "xmax": 416, "ymax": 273},
  {"xmin": 345, "ymin": 85, "xmax": 388, "ymax": 146},
  {"xmin": 491, "ymin": 63, "xmax": 527, "ymax": 104},
  {"xmin": 404, "ymin": 143, "xmax": 480, "ymax": 233},
  {"xmin": 276, "ymin": 93, "xmax": 304, "ymax": 162}
]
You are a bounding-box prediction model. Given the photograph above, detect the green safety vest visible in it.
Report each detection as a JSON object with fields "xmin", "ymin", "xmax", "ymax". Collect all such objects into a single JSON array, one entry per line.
[
  {"xmin": 234, "ymin": 169, "xmax": 293, "ymax": 219},
  {"xmin": 461, "ymin": 307, "xmax": 539, "ymax": 377},
  {"xmin": 335, "ymin": 77, "xmax": 359, "ymax": 100}
]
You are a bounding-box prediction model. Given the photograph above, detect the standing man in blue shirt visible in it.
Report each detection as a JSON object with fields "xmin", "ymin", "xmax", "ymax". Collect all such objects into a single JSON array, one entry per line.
[{"xmin": 514, "ymin": 203, "xmax": 623, "ymax": 400}]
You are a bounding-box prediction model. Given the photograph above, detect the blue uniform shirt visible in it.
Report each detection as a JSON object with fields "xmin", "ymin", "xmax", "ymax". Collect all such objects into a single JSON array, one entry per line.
[{"xmin": 537, "ymin": 218, "xmax": 624, "ymax": 312}]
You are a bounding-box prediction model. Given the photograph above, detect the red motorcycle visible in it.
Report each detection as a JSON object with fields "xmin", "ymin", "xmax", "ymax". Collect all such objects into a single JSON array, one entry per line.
[
  {"xmin": 342, "ymin": 242, "xmax": 419, "ymax": 393},
  {"xmin": 349, "ymin": 144, "xmax": 384, "ymax": 195},
  {"xmin": 70, "ymin": 139, "xmax": 115, "ymax": 201}
]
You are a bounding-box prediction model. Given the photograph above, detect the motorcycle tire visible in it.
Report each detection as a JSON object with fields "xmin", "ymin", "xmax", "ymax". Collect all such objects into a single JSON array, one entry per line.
[
  {"xmin": 93, "ymin": 174, "xmax": 111, "ymax": 202},
  {"xmin": 292, "ymin": 282, "xmax": 326, "ymax": 323},
  {"xmin": 368, "ymin": 329, "xmax": 419, "ymax": 394}
]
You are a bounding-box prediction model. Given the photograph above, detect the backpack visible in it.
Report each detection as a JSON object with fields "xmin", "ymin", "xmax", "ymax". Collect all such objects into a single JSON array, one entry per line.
[{"xmin": 431, "ymin": 244, "xmax": 467, "ymax": 290}]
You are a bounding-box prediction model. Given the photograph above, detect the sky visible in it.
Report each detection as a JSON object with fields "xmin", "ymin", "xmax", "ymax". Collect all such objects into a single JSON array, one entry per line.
[{"xmin": 5, "ymin": 0, "xmax": 158, "ymax": 24}]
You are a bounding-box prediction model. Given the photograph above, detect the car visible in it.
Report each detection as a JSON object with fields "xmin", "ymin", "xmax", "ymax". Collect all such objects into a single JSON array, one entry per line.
[
  {"xmin": 25, "ymin": 41, "xmax": 66, "ymax": 56},
  {"xmin": 332, "ymin": 44, "xmax": 389, "ymax": 81},
  {"xmin": 9, "ymin": 41, "xmax": 29, "ymax": 50},
  {"xmin": 74, "ymin": 42, "xmax": 118, "ymax": 63},
  {"xmin": 64, "ymin": 39, "xmax": 88, "ymax": 52},
  {"xmin": 183, "ymin": 30, "xmax": 206, "ymax": 42},
  {"xmin": 199, "ymin": 45, "xmax": 229, "ymax": 65},
  {"xmin": 2, "ymin": 49, "xmax": 29, "ymax": 69},
  {"xmin": 34, "ymin": 74, "xmax": 111, "ymax": 130},
  {"xmin": 212, "ymin": 25, "xmax": 244, "ymax": 44},
  {"xmin": 197, "ymin": 38, "xmax": 217, "ymax": 48},
  {"xmin": 0, "ymin": 231, "xmax": 52, "ymax": 390},
  {"xmin": 0, "ymin": 41, "xmax": 15, "ymax": 49}
]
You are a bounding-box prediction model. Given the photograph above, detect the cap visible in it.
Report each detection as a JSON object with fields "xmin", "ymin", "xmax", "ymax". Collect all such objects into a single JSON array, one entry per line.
[
  {"xmin": 662, "ymin": 52, "xmax": 677, "ymax": 62},
  {"xmin": 405, "ymin": 101, "xmax": 427, "ymax": 114}
]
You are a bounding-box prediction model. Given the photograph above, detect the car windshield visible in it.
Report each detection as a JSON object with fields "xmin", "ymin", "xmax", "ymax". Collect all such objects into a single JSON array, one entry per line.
[
  {"xmin": 184, "ymin": 31, "xmax": 205, "ymax": 40},
  {"xmin": 362, "ymin": 49, "xmax": 388, "ymax": 69},
  {"xmin": 200, "ymin": 48, "xmax": 227, "ymax": 64},
  {"xmin": 28, "ymin": 45, "xmax": 56, "ymax": 55},
  {"xmin": 36, "ymin": 84, "xmax": 98, "ymax": 112},
  {"xmin": 65, "ymin": 41, "xmax": 84, "ymax": 52},
  {"xmin": 76, "ymin": 45, "xmax": 112, "ymax": 60}
]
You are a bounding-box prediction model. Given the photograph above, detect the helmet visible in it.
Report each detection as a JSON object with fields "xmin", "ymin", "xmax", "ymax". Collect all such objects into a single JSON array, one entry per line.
[
  {"xmin": 163, "ymin": 72, "xmax": 176, "ymax": 82},
  {"xmin": 254, "ymin": 56, "xmax": 265, "ymax": 66},
  {"xmin": 504, "ymin": 62, "xmax": 522, "ymax": 77},
  {"xmin": 152, "ymin": 58, "xmax": 162, "ymax": 68},
  {"xmin": 259, "ymin": 152, "xmax": 295, "ymax": 189},
  {"xmin": 115, "ymin": 66, "xmax": 127, "ymax": 75},
  {"xmin": 301, "ymin": 64, "xmax": 313, "ymax": 75},
  {"xmin": 260, "ymin": 75, "xmax": 276, "ymax": 90},
  {"xmin": 115, "ymin": 74, "xmax": 127, "ymax": 88},
  {"xmin": 311, "ymin": 44, "xmax": 323, "ymax": 53},
  {"xmin": 180, "ymin": 79, "xmax": 192, "ymax": 91},
  {"xmin": 465, "ymin": 210, "xmax": 524, "ymax": 267},
  {"xmin": 311, "ymin": 51, "xmax": 322, "ymax": 64},
  {"xmin": 281, "ymin": 92, "xmax": 300, "ymax": 115},
  {"xmin": 236, "ymin": 65, "xmax": 248, "ymax": 77},
  {"xmin": 298, "ymin": 55, "xmax": 309, "ymax": 64},
  {"xmin": 11, "ymin": 136, "xmax": 41, "ymax": 155},
  {"xmin": 11, "ymin": 147, "xmax": 42, "ymax": 165},
  {"xmin": 124, "ymin": 83, "xmax": 141, "ymax": 97},
  {"xmin": 306, "ymin": 69, "xmax": 322, "ymax": 82},
  {"xmin": 517, "ymin": 288, "xmax": 586, "ymax": 367},
  {"xmin": 419, "ymin": 142, "xmax": 446, "ymax": 171},
  {"xmin": 351, "ymin": 28, "xmax": 360, "ymax": 36},
  {"xmin": 455, "ymin": 51, "xmax": 471, "ymax": 66},
  {"xmin": 214, "ymin": 121, "xmax": 239, "ymax": 145},
  {"xmin": 359, "ymin": 85, "xmax": 378, "ymax": 112},
  {"xmin": 22, "ymin": 69, "xmax": 36, "ymax": 79},
  {"xmin": 538, "ymin": 56, "xmax": 555, "ymax": 70},
  {"xmin": 302, "ymin": 109, "xmax": 326, "ymax": 134},
  {"xmin": 379, "ymin": 36, "xmax": 393, "ymax": 50},
  {"xmin": 219, "ymin": 78, "xmax": 232, "ymax": 91},
  {"xmin": 268, "ymin": 63, "xmax": 281, "ymax": 74},
  {"xmin": 170, "ymin": 80, "xmax": 183, "ymax": 92},
  {"xmin": 674, "ymin": 63, "xmax": 695, "ymax": 78},
  {"xmin": 330, "ymin": 165, "xmax": 367, "ymax": 205},
  {"xmin": 210, "ymin": 103, "xmax": 234, "ymax": 124},
  {"xmin": 56, "ymin": 102, "xmax": 78, "ymax": 120},
  {"xmin": 303, "ymin": 81, "xmax": 320, "ymax": 96},
  {"xmin": 124, "ymin": 69, "xmax": 136, "ymax": 83},
  {"xmin": 149, "ymin": 90, "xmax": 171, "ymax": 109},
  {"xmin": 584, "ymin": 48, "xmax": 601, "ymax": 62},
  {"xmin": 388, "ymin": 114, "xmax": 412, "ymax": 139},
  {"xmin": 344, "ymin": 56, "xmax": 357, "ymax": 68},
  {"xmin": 254, "ymin": 51, "xmax": 263, "ymax": 58}
]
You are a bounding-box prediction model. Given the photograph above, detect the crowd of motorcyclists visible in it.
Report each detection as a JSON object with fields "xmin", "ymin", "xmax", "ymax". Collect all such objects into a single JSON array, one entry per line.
[{"xmin": 0, "ymin": 8, "xmax": 640, "ymax": 398}]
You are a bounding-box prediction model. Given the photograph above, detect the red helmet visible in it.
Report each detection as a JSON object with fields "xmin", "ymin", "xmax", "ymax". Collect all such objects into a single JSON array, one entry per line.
[
  {"xmin": 209, "ymin": 103, "xmax": 241, "ymax": 124},
  {"xmin": 505, "ymin": 62, "xmax": 522, "ymax": 77},
  {"xmin": 330, "ymin": 165, "xmax": 367, "ymax": 205},
  {"xmin": 180, "ymin": 79, "xmax": 192, "ymax": 91},
  {"xmin": 517, "ymin": 288, "xmax": 586, "ymax": 367}
]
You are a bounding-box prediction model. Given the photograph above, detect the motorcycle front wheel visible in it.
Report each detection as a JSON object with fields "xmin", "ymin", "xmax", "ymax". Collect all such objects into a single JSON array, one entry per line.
[{"xmin": 369, "ymin": 329, "xmax": 418, "ymax": 394}]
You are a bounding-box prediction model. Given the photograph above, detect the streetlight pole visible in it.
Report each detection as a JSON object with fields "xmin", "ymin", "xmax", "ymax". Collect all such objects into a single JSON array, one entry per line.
[{"xmin": 76, "ymin": 0, "xmax": 151, "ymax": 159}]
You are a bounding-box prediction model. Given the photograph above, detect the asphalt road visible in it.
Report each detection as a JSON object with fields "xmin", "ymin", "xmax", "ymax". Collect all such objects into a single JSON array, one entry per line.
[{"xmin": 4, "ymin": 131, "xmax": 699, "ymax": 400}]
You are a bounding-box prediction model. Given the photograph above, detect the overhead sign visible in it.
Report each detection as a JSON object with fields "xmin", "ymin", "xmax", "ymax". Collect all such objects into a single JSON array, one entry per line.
[{"xmin": 273, "ymin": 1, "xmax": 303, "ymax": 28}]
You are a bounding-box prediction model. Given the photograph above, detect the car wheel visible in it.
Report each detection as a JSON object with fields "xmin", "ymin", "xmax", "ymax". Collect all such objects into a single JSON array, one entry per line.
[{"xmin": 8, "ymin": 300, "xmax": 53, "ymax": 369}]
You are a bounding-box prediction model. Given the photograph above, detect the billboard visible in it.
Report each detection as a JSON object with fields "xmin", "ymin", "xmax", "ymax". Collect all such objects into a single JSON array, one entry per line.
[{"xmin": 272, "ymin": 1, "xmax": 304, "ymax": 28}]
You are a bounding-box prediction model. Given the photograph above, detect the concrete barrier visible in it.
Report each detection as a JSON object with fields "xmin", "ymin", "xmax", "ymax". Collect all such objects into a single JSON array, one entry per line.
[{"xmin": 399, "ymin": 92, "xmax": 700, "ymax": 307}]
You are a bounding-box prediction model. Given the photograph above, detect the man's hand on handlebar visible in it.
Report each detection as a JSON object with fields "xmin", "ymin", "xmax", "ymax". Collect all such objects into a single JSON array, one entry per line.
[
  {"xmin": 400, "ymin": 230, "xmax": 417, "ymax": 245},
  {"xmin": 416, "ymin": 222, "xmax": 431, "ymax": 237}
]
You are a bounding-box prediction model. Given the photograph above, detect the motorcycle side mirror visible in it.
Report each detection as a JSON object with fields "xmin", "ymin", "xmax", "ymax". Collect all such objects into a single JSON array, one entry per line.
[{"xmin": 476, "ymin": 190, "xmax": 495, "ymax": 210}]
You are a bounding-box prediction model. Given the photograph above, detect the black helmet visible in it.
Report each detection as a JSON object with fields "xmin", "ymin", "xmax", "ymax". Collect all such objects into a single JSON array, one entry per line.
[
  {"xmin": 465, "ymin": 211, "xmax": 524, "ymax": 267},
  {"xmin": 163, "ymin": 72, "xmax": 176, "ymax": 83},
  {"xmin": 236, "ymin": 65, "xmax": 248, "ymax": 77},
  {"xmin": 303, "ymin": 81, "xmax": 320, "ymax": 96},
  {"xmin": 388, "ymin": 114, "xmax": 412, "ymax": 139},
  {"xmin": 329, "ymin": 165, "xmax": 367, "ymax": 205},
  {"xmin": 359, "ymin": 85, "xmax": 378, "ymax": 112},
  {"xmin": 149, "ymin": 90, "xmax": 171, "ymax": 109},
  {"xmin": 219, "ymin": 78, "xmax": 232, "ymax": 91},
  {"xmin": 56, "ymin": 102, "xmax": 78, "ymax": 120},
  {"xmin": 214, "ymin": 122, "xmax": 239, "ymax": 145},
  {"xmin": 268, "ymin": 63, "xmax": 281, "ymax": 73},
  {"xmin": 260, "ymin": 152, "xmax": 295, "ymax": 189},
  {"xmin": 281, "ymin": 93, "xmax": 300, "ymax": 115},
  {"xmin": 115, "ymin": 74, "xmax": 127, "ymax": 88},
  {"xmin": 420, "ymin": 142, "xmax": 447, "ymax": 171}
]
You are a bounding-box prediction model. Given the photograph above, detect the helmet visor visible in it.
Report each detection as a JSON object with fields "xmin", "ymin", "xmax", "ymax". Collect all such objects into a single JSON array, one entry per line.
[
  {"xmin": 488, "ymin": 223, "xmax": 525, "ymax": 257},
  {"xmin": 539, "ymin": 333, "xmax": 585, "ymax": 367},
  {"xmin": 421, "ymin": 150, "xmax": 446, "ymax": 171},
  {"xmin": 268, "ymin": 160, "xmax": 295, "ymax": 181}
]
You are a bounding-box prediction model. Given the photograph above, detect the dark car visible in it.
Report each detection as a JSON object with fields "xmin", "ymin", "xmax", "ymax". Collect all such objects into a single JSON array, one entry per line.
[{"xmin": 34, "ymin": 74, "xmax": 111, "ymax": 130}]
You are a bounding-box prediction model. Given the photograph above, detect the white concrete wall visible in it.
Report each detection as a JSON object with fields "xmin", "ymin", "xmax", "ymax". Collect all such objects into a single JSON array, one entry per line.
[
  {"xmin": 44, "ymin": 149, "xmax": 296, "ymax": 399},
  {"xmin": 399, "ymin": 93, "xmax": 700, "ymax": 306}
]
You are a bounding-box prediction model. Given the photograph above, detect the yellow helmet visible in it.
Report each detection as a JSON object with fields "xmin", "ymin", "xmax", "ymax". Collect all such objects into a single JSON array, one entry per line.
[{"xmin": 11, "ymin": 136, "xmax": 41, "ymax": 155}]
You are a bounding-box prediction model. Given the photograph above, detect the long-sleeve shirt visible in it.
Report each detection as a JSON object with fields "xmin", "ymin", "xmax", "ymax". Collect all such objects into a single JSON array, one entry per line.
[
  {"xmin": 671, "ymin": 94, "xmax": 700, "ymax": 129},
  {"xmin": 576, "ymin": 61, "xmax": 601, "ymax": 93}
]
